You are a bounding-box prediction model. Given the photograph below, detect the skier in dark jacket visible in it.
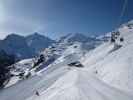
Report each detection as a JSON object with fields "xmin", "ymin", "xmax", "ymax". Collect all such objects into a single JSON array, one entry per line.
[{"xmin": 35, "ymin": 90, "xmax": 40, "ymax": 96}]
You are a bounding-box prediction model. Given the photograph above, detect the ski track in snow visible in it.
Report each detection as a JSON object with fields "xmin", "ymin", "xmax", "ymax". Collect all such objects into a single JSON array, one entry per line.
[{"xmin": 27, "ymin": 69, "xmax": 133, "ymax": 100}]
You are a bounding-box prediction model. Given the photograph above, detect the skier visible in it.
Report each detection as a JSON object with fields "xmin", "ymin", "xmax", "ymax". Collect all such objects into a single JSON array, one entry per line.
[
  {"xmin": 120, "ymin": 37, "xmax": 124, "ymax": 42},
  {"xmin": 35, "ymin": 90, "xmax": 40, "ymax": 96},
  {"xmin": 95, "ymin": 70, "xmax": 98, "ymax": 74}
]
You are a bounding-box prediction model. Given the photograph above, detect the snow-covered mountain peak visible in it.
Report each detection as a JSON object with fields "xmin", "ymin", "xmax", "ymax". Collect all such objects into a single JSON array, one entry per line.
[
  {"xmin": 5, "ymin": 33, "xmax": 25, "ymax": 41},
  {"xmin": 127, "ymin": 20, "xmax": 133, "ymax": 24},
  {"xmin": 0, "ymin": 33, "xmax": 35, "ymax": 59},
  {"xmin": 119, "ymin": 20, "xmax": 133, "ymax": 29},
  {"xmin": 59, "ymin": 33, "xmax": 94, "ymax": 43},
  {"xmin": 26, "ymin": 32, "xmax": 55, "ymax": 53},
  {"xmin": 27, "ymin": 32, "xmax": 48, "ymax": 39}
]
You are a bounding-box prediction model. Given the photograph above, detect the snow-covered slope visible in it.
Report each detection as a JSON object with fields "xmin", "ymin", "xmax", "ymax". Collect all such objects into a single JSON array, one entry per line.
[
  {"xmin": 38, "ymin": 33, "xmax": 101, "ymax": 70},
  {"xmin": 42, "ymin": 33, "xmax": 101, "ymax": 64},
  {"xmin": 25, "ymin": 20, "xmax": 133, "ymax": 100},
  {"xmin": 53, "ymin": 42, "xmax": 85, "ymax": 64},
  {"xmin": 13, "ymin": 58, "xmax": 34, "ymax": 71},
  {"xmin": 6, "ymin": 41, "xmax": 88, "ymax": 88},
  {"xmin": 27, "ymin": 69, "xmax": 133, "ymax": 100},
  {"xmin": 82, "ymin": 20, "xmax": 133, "ymax": 93}
]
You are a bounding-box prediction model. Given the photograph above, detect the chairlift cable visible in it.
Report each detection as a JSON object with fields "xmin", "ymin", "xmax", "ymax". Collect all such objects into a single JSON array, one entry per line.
[{"xmin": 116, "ymin": 0, "xmax": 128, "ymax": 28}]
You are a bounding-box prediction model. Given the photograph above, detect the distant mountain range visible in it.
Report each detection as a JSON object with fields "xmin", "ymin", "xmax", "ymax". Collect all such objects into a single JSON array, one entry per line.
[
  {"xmin": 26, "ymin": 32, "xmax": 55, "ymax": 53},
  {"xmin": 58, "ymin": 33, "xmax": 102, "ymax": 50},
  {"xmin": 0, "ymin": 33, "xmax": 55, "ymax": 60},
  {"xmin": 41, "ymin": 33, "xmax": 102, "ymax": 64},
  {"xmin": 0, "ymin": 32, "xmax": 103, "ymax": 60},
  {"xmin": 59, "ymin": 33, "xmax": 96, "ymax": 43}
]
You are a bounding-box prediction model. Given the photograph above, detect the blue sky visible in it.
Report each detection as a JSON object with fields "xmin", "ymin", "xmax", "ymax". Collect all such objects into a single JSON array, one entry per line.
[{"xmin": 0, "ymin": 0, "xmax": 132, "ymax": 39}]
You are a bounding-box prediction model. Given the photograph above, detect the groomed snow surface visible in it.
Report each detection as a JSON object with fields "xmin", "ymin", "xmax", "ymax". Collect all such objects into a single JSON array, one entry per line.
[
  {"xmin": 26, "ymin": 24, "xmax": 133, "ymax": 100},
  {"xmin": 27, "ymin": 69, "xmax": 133, "ymax": 100}
]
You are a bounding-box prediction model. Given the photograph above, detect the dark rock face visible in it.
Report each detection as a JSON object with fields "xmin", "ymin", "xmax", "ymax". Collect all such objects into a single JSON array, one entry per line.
[
  {"xmin": 0, "ymin": 33, "xmax": 55, "ymax": 60},
  {"xmin": 26, "ymin": 32, "xmax": 55, "ymax": 53}
]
